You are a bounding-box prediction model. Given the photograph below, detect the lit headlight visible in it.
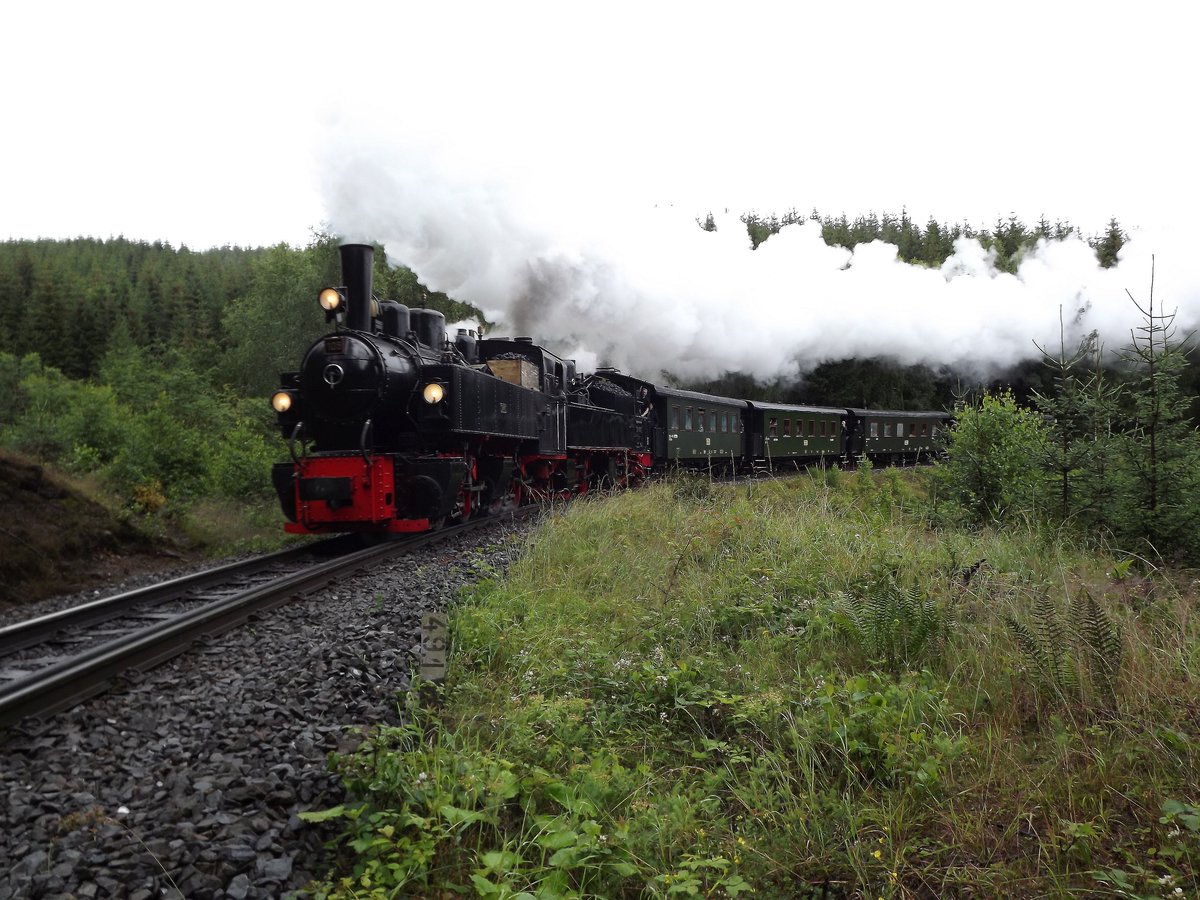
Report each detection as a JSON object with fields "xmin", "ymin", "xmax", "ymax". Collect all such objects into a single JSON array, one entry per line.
[
  {"xmin": 270, "ymin": 391, "xmax": 294, "ymax": 413},
  {"xmin": 422, "ymin": 382, "xmax": 446, "ymax": 404},
  {"xmin": 319, "ymin": 288, "xmax": 344, "ymax": 312}
]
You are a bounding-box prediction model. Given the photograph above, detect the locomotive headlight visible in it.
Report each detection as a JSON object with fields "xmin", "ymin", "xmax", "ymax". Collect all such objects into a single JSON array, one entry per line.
[
  {"xmin": 422, "ymin": 382, "xmax": 446, "ymax": 404},
  {"xmin": 318, "ymin": 288, "xmax": 345, "ymax": 312},
  {"xmin": 270, "ymin": 391, "xmax": 295, "ymax": 413}
]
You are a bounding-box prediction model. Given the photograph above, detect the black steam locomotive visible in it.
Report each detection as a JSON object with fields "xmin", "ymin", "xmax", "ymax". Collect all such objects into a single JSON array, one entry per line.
[{"xmin": 270, "ymin": 243, "xmax": 949, "ymax": 534}]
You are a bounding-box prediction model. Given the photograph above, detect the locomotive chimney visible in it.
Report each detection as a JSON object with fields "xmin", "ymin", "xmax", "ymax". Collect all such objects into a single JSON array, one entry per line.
[{"xmin": 340, "ymin": 243, "xmax": 374, "ymax": 332}]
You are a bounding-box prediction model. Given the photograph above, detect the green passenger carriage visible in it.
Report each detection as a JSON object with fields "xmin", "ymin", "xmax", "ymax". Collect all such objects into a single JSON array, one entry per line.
[
  {"xmin": 845, "ymin": 409, "xmax": 948, "ymax": 462},
  {"xmin": 655, "ymin": 387, "xmax": 748, "ymax": 470},
  {"xmin": 747, "ymin": 402, "xmax": 844, "ymax": 470}
]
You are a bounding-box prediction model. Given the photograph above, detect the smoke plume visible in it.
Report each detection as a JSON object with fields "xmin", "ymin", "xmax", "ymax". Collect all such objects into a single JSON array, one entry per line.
[{"xmin": 322, "ymin": 148, "xmax": 1197, "ymax": 383}]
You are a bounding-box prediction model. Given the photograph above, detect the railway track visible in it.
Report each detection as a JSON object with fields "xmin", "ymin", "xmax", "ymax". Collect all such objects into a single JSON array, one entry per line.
[{"xmin": 0, "ymin": 515, "xmax": 512, "ymax": 735}]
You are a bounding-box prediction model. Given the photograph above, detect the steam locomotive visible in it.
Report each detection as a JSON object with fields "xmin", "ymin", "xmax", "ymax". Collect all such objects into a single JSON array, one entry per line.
[{"xmin": 270, "ymin": 243, "xmax": 949, "ymax": 534}]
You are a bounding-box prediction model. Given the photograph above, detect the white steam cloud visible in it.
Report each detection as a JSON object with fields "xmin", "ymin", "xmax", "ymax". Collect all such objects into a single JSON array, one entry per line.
[{"xmin": 323, "ymin": 148, "xmax": 1198, "ymax": 383}]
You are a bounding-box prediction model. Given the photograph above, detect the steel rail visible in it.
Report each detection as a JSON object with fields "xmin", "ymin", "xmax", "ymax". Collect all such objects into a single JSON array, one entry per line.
[
  {"xmin": 0, "ymin": 515, "xmax": 514, "ymax": 735},
  {"xmin": 0, "ymin": 537, "xmax": 356, "ymax": 656}
]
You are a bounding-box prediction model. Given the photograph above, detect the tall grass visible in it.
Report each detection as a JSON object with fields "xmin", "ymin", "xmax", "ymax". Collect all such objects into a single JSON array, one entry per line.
[{"xmin": 308, "ymin": 470, "xmax": 1200, "ymax": 898}]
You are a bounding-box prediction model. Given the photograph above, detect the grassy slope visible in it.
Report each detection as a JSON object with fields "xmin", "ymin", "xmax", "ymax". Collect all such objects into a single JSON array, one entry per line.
[
  {"xmin": 0, "ymin": 451, "xmax": 163, "ymax": 607},
  {"xmin": 0, "ymin": 451, "xmax": 291, "ymax": 609},
  {"xmin": 312, "ymin": 470, "xmax": 1200, "ymax": 899}
]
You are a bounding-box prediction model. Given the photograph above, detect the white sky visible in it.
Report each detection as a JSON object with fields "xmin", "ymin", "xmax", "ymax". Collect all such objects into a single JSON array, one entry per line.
[
  {"xmin": 4, "ymin": 0, "xmax": 1194, "ymax": 249},
  {"xmin": 3, "ymin": 1, "xmax": 1198, "ymax": 376}
]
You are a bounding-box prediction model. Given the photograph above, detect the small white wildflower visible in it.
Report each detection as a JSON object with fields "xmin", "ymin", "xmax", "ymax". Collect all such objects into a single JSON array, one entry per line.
[
  {"xmin": 117, "ymin": 805, "xmax": 130, "ymax": 815},
  {"xmin": 416, "ymin": 772, "xmax": 429, "ymax": 783},
  {"xmin": 660, "ymin": 712, "xmax": 668, "ymax": 722},
  {"xmin": 598, "ymin": 835, "xmax": 608, "ymax": 845},
  {"xmin": 656, "ymin": 675, "xmax": 669, "ymax": 688}
]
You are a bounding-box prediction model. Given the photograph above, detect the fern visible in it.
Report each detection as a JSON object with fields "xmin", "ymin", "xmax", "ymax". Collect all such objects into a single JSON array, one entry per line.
[
  {"xmin": 1071, "ymin": 592, "xmax": 1123, "ymax": 704},
  {"xmin": 835, "ymin": 576, "xmax": 951, "ymax": 676},
  {"xmin": 1006, "ymin": 592, "xmax": 1123, "ymax": 714},
  {"xmin": 1006, "ymin": 614, "xmax": 1057, "ymax": 693},
  {"xmin": 1034, "ymin": 594, "xmax": 1075, "ymax": 694}
]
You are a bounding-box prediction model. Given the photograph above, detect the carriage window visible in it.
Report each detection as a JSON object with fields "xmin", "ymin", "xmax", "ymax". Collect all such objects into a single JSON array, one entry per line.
[
  {"xmin": 671, "ymin": 405, "xmax": 680, "ymax": 430},
  {"xmin": 909, "ymin": 423, "xmax": 918, "ymax": 437},
  {"xmin": 820, "ymin": 420, "xmax": 827, "ymax": 437},
  {"xmin": 697, "ymin": 409, "xmax": 705, "ymax": 432},
  {"xmin": 685, "ymin": 407, "xmax": 693, "ymax": 431},
  {"xmin": 769, "ymin": 417, "xmax": 778, "ymax": 437},
  {"xmin": 720, "ymin": 412, "xmax": 727, "ymax": 433},
  {"xmin": 832, "ymin": 420, "xmax": 840, "ymax": 436},
  {"xmin": 807, "ymin": 420, "xmax": 814, "ymax": 436},
  {"xmin": 870, "ymin": 422, "xmax": 879, "ymax": 438},
  {"xmin": 921, "ymin": 423, "xmax": 928, "ymax": 436},
  {"xmin": 782, "ymin": 419, "xmax": 791, "ymax": 436},
  {"xmin": 884, "ymin": 423, "xmax": 893, "ymax": 437},
  {"xmin": 931, "ymin": 424, "xmax": 939, "ymax": 437}
]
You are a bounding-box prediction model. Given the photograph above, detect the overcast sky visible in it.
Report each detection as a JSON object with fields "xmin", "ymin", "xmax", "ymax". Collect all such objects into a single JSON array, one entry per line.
[
  {"xmin": 4, "ymin": 0, "xmax": 1193, "ymax": 249},
  {"xmin": 4, "ymin": 1, "xmax": 1197, "ymax": 376}
]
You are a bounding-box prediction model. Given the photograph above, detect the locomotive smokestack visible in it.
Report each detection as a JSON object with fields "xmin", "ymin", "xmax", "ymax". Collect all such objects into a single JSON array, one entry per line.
[{"xmin": 340, "ymin": 243, "xmax": 374, "ymax": 332}]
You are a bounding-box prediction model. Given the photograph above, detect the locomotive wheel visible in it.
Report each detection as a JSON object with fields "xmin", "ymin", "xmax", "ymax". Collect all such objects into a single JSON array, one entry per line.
[
  {"xmin": 454, "ymin": 481, "xmax": 473, "ymax": 522},
  {"xmin": 449, "ymin": 456, "xmax": 476, "ymax": 523}
]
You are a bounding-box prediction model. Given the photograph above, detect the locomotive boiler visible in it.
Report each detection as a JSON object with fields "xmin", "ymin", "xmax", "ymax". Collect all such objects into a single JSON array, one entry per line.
[{"xmin": 270, "ymin": 244, "xmax": 651, "ymax": 534}]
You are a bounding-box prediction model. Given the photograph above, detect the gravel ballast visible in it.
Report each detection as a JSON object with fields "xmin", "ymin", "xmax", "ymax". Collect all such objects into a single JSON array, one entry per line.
[{"xmin": 0, "ymin": 517, "xmax": 534, "ymax": 899}]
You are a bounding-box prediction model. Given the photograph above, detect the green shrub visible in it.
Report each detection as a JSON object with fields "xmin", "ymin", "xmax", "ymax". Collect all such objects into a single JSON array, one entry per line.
[
  {"xmin": 207, "ymin": 418, "xmax": 277, "ymax": 500},
  {"xmin": 933, "ymin": 389, "xmax": 1049, "ymax": 525}
]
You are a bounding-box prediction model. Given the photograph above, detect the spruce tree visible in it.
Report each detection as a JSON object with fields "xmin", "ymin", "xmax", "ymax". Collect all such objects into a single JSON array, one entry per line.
[
  {"xmin": 1074, "ymin": 337, "xmax": 1123, "ymax": 533},
  {"xmin": 1116, "ymin": 257, "xmax": 1200, "ymax": 559},
  {"xmin": 1032, "ymin": 310, "xmax": 1097, "ymax": 521},
  {"xmin": 1092, "ymin": 218, "xmax": 1126, "ymax": 269}
]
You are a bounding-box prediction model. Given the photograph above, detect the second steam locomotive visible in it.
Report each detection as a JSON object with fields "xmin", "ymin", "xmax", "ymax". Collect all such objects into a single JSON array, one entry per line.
[{"xmin": 270, "ymin": 243, "xmax": 949, "ymax": 534}]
